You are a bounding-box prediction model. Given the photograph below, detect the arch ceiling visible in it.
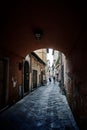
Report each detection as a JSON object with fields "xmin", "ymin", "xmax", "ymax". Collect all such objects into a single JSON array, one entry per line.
[{"xmin": 1, "ymin": 1, "xmax": 87, "ymax": 57}]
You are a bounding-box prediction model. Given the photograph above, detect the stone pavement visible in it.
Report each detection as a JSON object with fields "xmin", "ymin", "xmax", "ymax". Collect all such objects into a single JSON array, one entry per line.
[{"xmin": 0, "ymin": 82, "xmax": 79, "ymax": 130}]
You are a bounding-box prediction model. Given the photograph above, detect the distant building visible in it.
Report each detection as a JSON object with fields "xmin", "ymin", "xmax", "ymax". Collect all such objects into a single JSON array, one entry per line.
[
  {"xmin": 34, "ymin": 49, "xmax": 47, "ymax": 64},
  {"xmin": 25, "ymin": 51, "xmax": 46, "ymax": 93},
  {"xmin": 34, "ymin": 49, "xmax": 47, "ymax": 83}
]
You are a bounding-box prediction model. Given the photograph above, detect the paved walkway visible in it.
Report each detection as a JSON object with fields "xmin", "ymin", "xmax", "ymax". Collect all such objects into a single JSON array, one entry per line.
[{"xmin": 0, "ymin": 82, "xmax": 79, "ymax": 130}]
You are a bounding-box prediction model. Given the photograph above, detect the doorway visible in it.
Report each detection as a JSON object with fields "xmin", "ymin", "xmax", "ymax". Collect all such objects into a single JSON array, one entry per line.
[
  {"xmin": 24, "ymin": 61, "xmax": 29, "ymax": 93},
  {"xmin": 0, "ymin": 58, "xmax": 9, "ymax": 110},
  {"xmin": 32, "ymin": 70, "xmax": 37, "ymax": 89}
]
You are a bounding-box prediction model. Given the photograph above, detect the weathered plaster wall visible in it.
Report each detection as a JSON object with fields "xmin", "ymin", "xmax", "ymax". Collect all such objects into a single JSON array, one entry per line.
[{"xmin": 64, "ymin": 30, "xmax": 87, "ymax": 128}]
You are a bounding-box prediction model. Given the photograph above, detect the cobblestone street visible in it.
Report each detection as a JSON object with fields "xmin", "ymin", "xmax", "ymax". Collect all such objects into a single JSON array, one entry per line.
[{"xmin": 0, "ymin": 82, "xmax": 79, "ymax": 130}]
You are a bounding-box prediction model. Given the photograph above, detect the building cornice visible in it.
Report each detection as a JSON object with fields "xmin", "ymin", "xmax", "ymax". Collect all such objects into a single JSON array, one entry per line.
[{"xmin": 31, "ymin": 52, "xmax": 46, "ymax": 66}]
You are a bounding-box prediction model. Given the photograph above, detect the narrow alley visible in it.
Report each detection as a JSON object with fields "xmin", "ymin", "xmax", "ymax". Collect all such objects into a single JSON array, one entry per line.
[{"xmin": 0, "ymin": 81, "xmax": 79, "ymax": 130}]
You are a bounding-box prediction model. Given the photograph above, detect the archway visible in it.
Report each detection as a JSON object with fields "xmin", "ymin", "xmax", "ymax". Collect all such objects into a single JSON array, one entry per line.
[{"xmin": 1, "ymin": 1, "xmax": 87, "ymax": 129}]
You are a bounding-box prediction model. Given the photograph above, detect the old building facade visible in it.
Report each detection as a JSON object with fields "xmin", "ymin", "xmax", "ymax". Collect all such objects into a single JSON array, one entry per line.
[{"xmin": 0, "ymin": 50, "xmax": 46, "ymax": 111}]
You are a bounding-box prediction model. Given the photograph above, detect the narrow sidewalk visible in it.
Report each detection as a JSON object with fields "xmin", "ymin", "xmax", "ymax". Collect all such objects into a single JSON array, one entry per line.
[{"xmin": 0, "ymin": 82, "xmax": 79, "ymax": 130}]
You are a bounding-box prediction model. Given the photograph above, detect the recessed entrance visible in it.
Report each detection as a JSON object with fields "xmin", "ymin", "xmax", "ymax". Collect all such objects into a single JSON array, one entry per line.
[
  {"xmin": 24, "ymin": 61, "xmax": 29, "ymax": 93},
  {"xmin": 0, "ymin": 58, "xmax": 9, "ymax": 110}
]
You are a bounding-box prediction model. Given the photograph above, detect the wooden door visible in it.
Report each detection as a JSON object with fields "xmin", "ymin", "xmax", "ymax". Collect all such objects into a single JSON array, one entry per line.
[
  {"xmin": 0, "ymin": 58, "xmax": 8, "ymax": 110},
  {"xmin": 24, "ymin": 61, "xmax": 29, "ymax": 93}
]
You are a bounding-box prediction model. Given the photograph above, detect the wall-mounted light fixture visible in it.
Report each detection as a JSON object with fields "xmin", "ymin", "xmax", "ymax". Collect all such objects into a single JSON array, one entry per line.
[{"xmin": 33, "ymin": 28, "xmax": 43, "ymax": 40}]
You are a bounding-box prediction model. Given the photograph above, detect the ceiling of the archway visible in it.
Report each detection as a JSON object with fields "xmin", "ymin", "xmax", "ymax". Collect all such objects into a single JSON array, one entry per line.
[{"xmin": 1, "ymin": 1, "xmax": 87, "ymax": 57}]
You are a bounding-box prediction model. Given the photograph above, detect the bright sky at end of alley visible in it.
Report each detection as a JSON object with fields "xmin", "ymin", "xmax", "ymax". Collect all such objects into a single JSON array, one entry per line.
[{"xmin": 47, "ymin": 49, "xmax": 53, "ymax": 67}]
